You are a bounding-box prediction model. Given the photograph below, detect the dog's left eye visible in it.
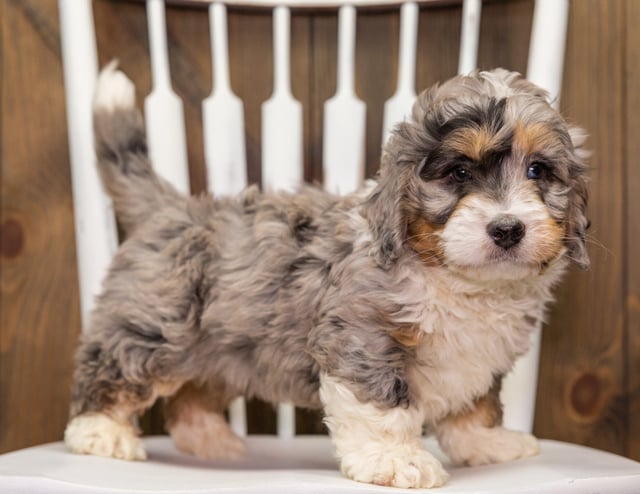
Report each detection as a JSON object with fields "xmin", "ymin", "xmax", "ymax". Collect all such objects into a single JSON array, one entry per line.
[
  {"xmin": 451, "ymin": 165, "xmax": 472, "ymax": 183},
  {"xmin": 527, "ymin": 162, "xmax": 546, "ymax": 180}
]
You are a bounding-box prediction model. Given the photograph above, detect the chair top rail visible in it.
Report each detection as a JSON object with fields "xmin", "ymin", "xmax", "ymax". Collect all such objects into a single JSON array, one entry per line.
[{"xmin": 168, "ymin": 0, "xmax": 462, "ymax": 10}]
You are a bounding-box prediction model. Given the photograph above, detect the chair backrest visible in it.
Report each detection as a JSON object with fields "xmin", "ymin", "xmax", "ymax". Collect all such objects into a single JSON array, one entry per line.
[{"xmin": 58, "ymin": 0, "xmax": 569, "ymax": 439}]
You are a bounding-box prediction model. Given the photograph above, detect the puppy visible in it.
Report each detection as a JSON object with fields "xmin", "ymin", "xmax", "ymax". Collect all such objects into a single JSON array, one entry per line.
[{"xmin": 65, "ymin": 64, "xmax": 589, "ymax": 489}]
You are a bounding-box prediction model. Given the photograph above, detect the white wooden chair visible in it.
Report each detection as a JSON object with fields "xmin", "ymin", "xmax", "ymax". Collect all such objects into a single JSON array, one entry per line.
[{"xmin": 1, "ymin": 0, "xmax": 639, "ymax": 492}]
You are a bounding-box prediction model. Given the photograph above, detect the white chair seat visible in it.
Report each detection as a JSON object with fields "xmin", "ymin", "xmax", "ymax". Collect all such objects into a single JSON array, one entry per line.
[{"xmin": 1, "ymin": 436, "xmax": 639, "ymax": 493}]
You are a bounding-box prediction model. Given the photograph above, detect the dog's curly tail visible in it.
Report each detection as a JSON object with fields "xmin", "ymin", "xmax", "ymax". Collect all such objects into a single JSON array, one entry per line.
[{"xmin": 92, "ymin": 61, "xmax": 183, "ymax": 234}]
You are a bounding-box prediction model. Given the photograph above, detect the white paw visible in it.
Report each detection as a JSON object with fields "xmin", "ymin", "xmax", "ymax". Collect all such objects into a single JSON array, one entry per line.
[
  {"xmin": 341, "ymin": 443, "xmax": 448, "ymax": 489},
  {"xmin": 449, "ymin": 427, "xmax": 539, "ymax": 466},
  {"xmin": 470, "ymin": 429, "xmax": 539, "ymax": 465},
  {"xmin": 169, "ymin": 411, "xmax": 246, "ymax": 461},
  {"xmin": 65, "ymin": 413, "xmax": 146, "ymax": 461},
  {"xmin": 93, "ymin": 60, "xmax": 135, "ymax": 113}
]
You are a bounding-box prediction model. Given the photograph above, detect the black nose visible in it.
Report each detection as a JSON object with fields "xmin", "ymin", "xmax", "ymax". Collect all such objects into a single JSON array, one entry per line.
[{"xmin": 487, "ymin": 215, "xmax": 526, "ymax": 249}]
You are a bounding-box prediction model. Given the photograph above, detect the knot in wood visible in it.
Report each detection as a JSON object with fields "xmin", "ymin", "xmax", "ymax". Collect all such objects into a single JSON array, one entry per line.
[
  {"xmin": 569, "ymin": 372, "xmax": 603, "ymax": 420},
  {"xmin": 1, "ymin": 219, "xmax": 24, "ymax": 258}
]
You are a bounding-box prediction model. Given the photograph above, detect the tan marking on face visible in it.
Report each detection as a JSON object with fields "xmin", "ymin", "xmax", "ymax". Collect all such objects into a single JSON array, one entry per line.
[
  {"xmin": 513, "ymin": 121, "xmax": 561, "ymax": 156},
  {"xmin": 516, "ymin": 181, "xmax": 566, "ymax": 264},
  {"xmin": 445, "ymin": 126, "xmax": 504, "ymax": 162},
  {"xmin": 405, "ymin": 214, "xmax": 445, "ymax": 266},
  {"xmin": 531, "ymin": 216, "xmax": 565, "ymax": 264}
]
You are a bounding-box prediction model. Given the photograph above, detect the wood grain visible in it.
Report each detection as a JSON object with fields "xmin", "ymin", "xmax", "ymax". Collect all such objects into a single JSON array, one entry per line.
[
  {"xmin": 309, "ymin": 11, "xmax": 338, "ymax": 184},
  {"xmin": 1, "ymin": 0, "xmax": 80, "ymax": 452},
  {"xmin": 534, "ymin": 0, "xmax": 628, "ymax": 456},
  {"xmin": 356, "ymin": 8, "xmax": 397, "ymax": 176},
  {"xmin": 625, "ymin": 0, "xmax": 640, "ymax": 461},
  {"xmin": 416, "ymin": 4, "xmax": 460, "ymax": 87},
  {"xmin": 476, "ymin": 0, "xmax": 531, "ymax": 74},
  {"xmin": 1, "ymin": 0, "xmax": 639, "ymax": 458}
]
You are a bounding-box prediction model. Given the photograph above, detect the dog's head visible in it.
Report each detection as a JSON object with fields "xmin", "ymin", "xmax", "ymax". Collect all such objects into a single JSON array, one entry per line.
[{"xmin": 368, "ymin": 68, "xmax": 589, "ymax": 279}]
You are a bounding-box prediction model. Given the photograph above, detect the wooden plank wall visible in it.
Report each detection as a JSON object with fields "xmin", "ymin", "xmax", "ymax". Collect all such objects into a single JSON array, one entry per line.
[
  {"xmin": 534, "ymin": 0, "xmax": 628, "ymax": 455},
  {"xmin": 1, "ymin": 0, "xmax": 638, "ymax": 459},
  {"xmin": 625, "ymin": 0, "xmax": 640, "ymax": 462}
]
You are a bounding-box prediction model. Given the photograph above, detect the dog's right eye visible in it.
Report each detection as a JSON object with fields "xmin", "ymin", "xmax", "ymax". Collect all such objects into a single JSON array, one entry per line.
[{"xmin": 450, "ymin": 165, "xmax": 472, "ymax": 183}]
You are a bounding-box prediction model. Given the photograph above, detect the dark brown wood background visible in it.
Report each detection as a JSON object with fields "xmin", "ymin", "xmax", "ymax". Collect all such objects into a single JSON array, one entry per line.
[{"xmin": 1, "ymin": 0, "xmax": 638, "ymax": 460}]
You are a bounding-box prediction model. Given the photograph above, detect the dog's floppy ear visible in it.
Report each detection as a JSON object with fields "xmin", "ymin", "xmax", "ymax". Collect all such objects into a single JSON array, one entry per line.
[
  {"xmin": 364, "ymin": 168, "xmax": 406, "ymax": 269},
  {"xmin": 365, "ymin": 87, "xmax": 441, "ymax": 269},
  {"xmin": 565, "ymin": 126, "xmax": 590, "ymax": 270}
]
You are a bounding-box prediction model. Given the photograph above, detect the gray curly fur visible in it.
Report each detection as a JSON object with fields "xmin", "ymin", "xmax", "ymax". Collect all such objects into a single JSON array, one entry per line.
[{"xmin": 70, "ymin": 68, "xmax": 589, "ymax": 425}]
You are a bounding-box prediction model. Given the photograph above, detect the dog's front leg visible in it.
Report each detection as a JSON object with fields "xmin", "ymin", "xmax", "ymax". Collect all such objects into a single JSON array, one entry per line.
[
  {"xmin": 434, "ymin": 379, "xmax": 539, "ymax": 466},
  {"xmin": 320, "ymin": 373, "xmax": 448, "ymax": 488}
]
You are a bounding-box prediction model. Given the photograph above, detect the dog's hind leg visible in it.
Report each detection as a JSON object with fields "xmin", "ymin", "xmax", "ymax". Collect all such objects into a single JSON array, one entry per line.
[
  {"xmin": 64, "ymin": 338, "xmax": 181, "ymax": 460},
  {"xmin": 164, "ymin": 381, "xmax": 246, "ymax": 460}
]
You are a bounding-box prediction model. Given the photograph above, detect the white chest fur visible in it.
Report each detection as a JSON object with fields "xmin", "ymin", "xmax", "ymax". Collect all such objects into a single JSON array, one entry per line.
[{"xmin": 391, "ymin": 259, "xmax": 565, "ymax": 424}]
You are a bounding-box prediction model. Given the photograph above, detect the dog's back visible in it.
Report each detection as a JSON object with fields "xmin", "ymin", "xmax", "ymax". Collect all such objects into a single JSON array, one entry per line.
[{"xmin": 88, "ymin": 63, "xmax": 371, "ymax": 411}]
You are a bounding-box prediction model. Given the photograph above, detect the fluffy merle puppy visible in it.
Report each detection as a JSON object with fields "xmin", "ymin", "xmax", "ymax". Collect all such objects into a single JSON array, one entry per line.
[{"xmin": 65, "ymin": 64, "xmax": 589, "ymax": 489}]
